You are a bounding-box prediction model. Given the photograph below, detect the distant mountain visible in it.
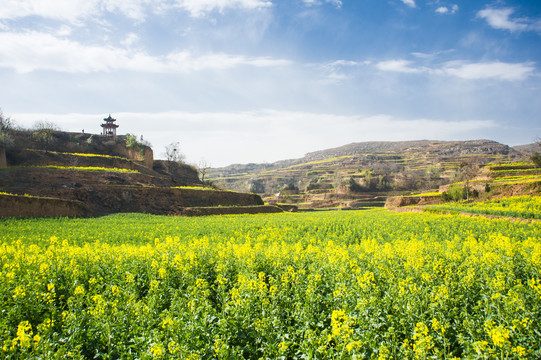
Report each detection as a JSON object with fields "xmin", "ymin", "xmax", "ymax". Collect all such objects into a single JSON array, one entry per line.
[
  {"xmin": 208, "ymin": 140, "xmax": 525, "ymax": 207},
  {"xmin": 513, "ymin": 143, "xmax": 541, "ymax": 154}
]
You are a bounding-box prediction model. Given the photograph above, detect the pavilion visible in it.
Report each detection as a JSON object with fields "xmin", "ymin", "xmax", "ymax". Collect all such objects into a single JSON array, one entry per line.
[{"xmin": 101, "ymin": 115, "xmax": 119, "ymax": 136}]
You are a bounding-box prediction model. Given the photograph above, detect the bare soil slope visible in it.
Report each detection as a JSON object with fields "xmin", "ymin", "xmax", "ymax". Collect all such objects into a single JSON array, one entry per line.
[{"xmin": 1, "ymin": 129, "xmax": 265, "ymax": 217}]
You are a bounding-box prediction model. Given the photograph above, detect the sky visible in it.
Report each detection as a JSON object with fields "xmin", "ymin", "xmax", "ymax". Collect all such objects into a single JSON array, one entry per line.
[{"xmin": 1, "ymin": 0, "xmax": 540, "ymax": 167}]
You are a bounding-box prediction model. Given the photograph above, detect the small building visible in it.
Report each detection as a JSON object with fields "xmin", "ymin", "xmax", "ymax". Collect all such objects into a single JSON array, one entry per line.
[{"xmin": 101, "ymin": 115, "xmax": 119, "ymax": 136}]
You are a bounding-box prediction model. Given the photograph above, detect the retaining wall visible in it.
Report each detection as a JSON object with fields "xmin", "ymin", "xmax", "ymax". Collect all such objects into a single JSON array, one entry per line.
[
  {"xmin": 177, "ymin": 205, "xmax": 283, "ymax": 216},
  {"xmin": 385, "ymin": 195, "xmax": 442, "ymax": 209},
  {"xmin": 0, "ymin": 194, "xmax": 89, "ymax": 218}
]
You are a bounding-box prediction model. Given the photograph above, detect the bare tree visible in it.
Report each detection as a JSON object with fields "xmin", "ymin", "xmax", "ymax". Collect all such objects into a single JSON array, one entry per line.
[
  {"xmin": 197, "ymin": 159, "xmax": 211, "ymax": 182},
  {"xmin": 162, "ymin": 141, "xmax": 186, "ymax": 174},
  {"xmin": 0, "ymin": 110, "xmax": 15, "ymax": 147},
  {"xmin": 459, "ymin": 161, "xmax": 480, "ymax": 201},
  {"xmin": 535, "ymin": 136, "xmax": 541, "ymax": 150},
  {"xmin": 0, "ymin": 110, "xmax": 13, "ymax": 132},
  {"xmin": 32, "ymin": 120, "xmax": 59, "ymax": 153},
  {"xmin": 163, "ymin": 142, "xmax": 185, "ymax": 164}
]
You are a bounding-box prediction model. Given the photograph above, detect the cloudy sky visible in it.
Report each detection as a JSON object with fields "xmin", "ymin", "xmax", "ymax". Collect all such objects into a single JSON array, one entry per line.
[{"xmin": 1, "ymin": 0, "xmax": 540, "ymax": 166}]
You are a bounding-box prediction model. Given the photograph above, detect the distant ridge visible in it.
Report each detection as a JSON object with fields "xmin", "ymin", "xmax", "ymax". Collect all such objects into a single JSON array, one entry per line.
[
  {"xmin": 302, "ymin": 140, "xmax": 513, "ymax": 162},
  {"xmin": 512, "ymin": 143, "xmax": 541, "ymax": 154},
  {"xmin": 208, "ymin": 139, "xmax": 526, "ymax": 204}
]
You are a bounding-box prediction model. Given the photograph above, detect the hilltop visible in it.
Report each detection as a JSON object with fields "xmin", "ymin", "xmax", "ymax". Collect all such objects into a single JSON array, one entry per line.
[
  {"xmin": 0, "ymin": 128, "xmax": 269, "ymax": 217},
  {"xmin": 208, "ymin": 139, "xmax": 526, "ymax": 209}
]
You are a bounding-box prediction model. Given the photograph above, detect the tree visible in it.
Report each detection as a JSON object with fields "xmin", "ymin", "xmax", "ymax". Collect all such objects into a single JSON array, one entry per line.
[
  {"xmin": 126, "ymin": 134, "xmax": 152, "ymax": 157},
  {"xmin": 348, "ymin": 176, "xmax": 363, "ymax": 192},
  {"xmin": 32, "ymin": 120, "xmax": 59, "ymax": 153},
  {"xmin": 162, "ymin": 142, "xmax": 186, "ymax": 174},
  {"xmin": 197, "ymin": 159, "xmax": 211, "ymax": 182},
  {"xmin": 458, "ymin": 161, "xmax": 480, "ymax": 201},
  {"xmin": 442, "ymin": 183, "xmax": 467, "ymax": 202},
  {"xmin": 0, "ymin": 110, "xmax": 14, "ymax": 148},
  {"xmin": 426, "ymin": 164, "xmax": 442, "ymax": 181},
  {"xmin": 163, "ymin": 142, "xmax": 185, "ymax": 164},
  {"xmin": 532, "ymin": 152, "xmax": 541, "ymax": 175}
]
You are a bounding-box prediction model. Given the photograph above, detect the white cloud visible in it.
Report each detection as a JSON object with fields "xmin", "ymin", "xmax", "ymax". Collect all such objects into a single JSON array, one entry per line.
[
  {"xmin": 0, "ymin": 0, "xmax": 272, "ymax": 22},
  {"xmin": 0, "ymin": 31, "xmax": 290, "ymax": 73},
  {"xmin": 10, "ymin": 110, "xmax": 497, "ymax": 166},
  {"xmin": 55, "ymin": 25, "xmax": 73, "ymax": 37},
  {"xmin": 171, "ymin": 0, "xmax": 272, "ymax": 17},
  {"xmin": 376, "ymin": 59, "xmax": 425, "ymax": 74},
  {"xmin": 328, "ymin": 0, "xmax": 342, "ymax": 8},
  {"xmin": 121, "ymin": 33, "xmax": 140, "ymax": 48},
  {"xmin": 442, "ymin": 61, "xmax": 535, "ymax": 81},
  {"xmin": 477, "ymin": 7, "xmax": 530, "ymax": 32},
  {"xmin": 435, "ymin": 7, "xmax": 448, "ymax": 14},
  {"xmin": 375, "ymin": 58, "xmax": 535, "ymax": 81},
  {"xmin": 318, "ymin": 60, "xmax": 364, "ymax": 82},
  {"xmin": 411, "ymin": 49, "xmax": 455, "ymax": 59},
  {"xmin": 401, "ymin": 0, "xmax": 416, "ymax": 8},
  {"xmin": 302, "ymin": 0, "xmax": 342, "ymax": 8},
  {"xmin": 0, "ymin": 0, "xmax": 146, "ymax": 22},
  {"xmin": 435, "ymin": 4, "xmax": 458, "ymax": 15}
]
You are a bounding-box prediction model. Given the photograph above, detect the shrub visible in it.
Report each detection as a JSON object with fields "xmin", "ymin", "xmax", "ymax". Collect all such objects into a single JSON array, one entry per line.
[
  {"xmin": 125, "ymin": 134, "xmax": 138, "ymax": 148},
  {"xmin": 442, "ymin": 183, "xmax": 466, "ymax": 202}
]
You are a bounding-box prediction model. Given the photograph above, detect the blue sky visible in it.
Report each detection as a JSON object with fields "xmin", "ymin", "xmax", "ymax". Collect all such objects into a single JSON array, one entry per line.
[{"xmin": 1, "ymin": 0, "xmax": 540, "ymax": 166}]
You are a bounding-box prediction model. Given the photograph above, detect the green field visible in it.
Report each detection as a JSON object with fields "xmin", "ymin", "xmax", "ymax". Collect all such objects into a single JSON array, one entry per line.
[{"xmin": 1, "ymin": 209, "xmax": 540, "ymax": 359}]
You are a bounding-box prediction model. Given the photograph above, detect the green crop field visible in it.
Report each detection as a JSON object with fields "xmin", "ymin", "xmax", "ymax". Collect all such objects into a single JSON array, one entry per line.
[{"xmin": 1, "ymin": 208, "xmax": 540, "ymax": 359}]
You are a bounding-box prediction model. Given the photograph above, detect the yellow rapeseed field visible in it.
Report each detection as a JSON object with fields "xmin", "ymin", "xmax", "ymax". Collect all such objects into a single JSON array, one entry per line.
[
  {"xmin": 428, "ymin": 195, "xmax": 541, "ymax": 220},
  {"xmin": 1, "ymin": 208, "xmax": 540, "ymax": 359}
]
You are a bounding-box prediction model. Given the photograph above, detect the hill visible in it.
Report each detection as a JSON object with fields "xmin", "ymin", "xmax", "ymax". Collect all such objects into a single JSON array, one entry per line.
[
  {"xmin": 208, "ymin": 139, "xmax": 525, "ymax": 209},
  {"xmin": 513, "ymin": 142, "xmax": 541, "ymax": 155},
  {"xmin": 0, "ymin": 128, "xmax": 268, "ymax": 217}
]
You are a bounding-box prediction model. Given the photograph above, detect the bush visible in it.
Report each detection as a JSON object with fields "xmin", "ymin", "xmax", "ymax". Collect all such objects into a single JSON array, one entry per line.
[
  {"xmin": 348, "ymin": 177, "xmax": 364, "ymax": 192},
  {"xmin": 442, "ymin": 184, "xmax": 466, "ymax": 202},
  {"xmin": 125, "ymin": 134, "xmax": 138, "ymax": 148}
]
